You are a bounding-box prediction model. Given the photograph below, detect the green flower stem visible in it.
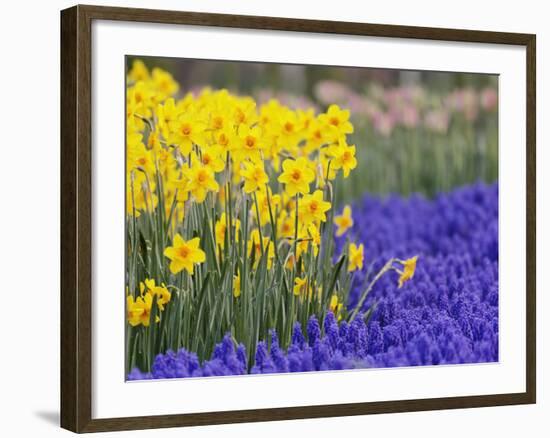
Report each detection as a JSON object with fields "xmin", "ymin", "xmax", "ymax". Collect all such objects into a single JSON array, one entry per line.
[{"xmin": 348, "ymin": 258, "xmax": 396, "ymax": 323}]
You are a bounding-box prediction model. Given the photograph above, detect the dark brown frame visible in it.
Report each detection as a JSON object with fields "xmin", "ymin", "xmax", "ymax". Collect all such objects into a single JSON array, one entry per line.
[{"xmin": 60, "ymin": 4, "xmax": 536, "ymax": 433}]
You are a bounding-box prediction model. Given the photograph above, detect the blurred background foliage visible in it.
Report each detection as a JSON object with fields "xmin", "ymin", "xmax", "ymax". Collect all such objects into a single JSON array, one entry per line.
[{"xmin": 127, "ymin": 56, "xmax": 498, "ymax": 201}]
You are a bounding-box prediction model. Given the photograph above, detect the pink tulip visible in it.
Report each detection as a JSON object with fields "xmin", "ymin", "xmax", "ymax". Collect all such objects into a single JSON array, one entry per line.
[
  {"xmin": 373, "ymin": 111, "xmax": 395, "ymax": 137},
  {"xmin": 461, "ymin": 88, "xmax": 479, "ymax": 121},
  {"xmin": 400, "ymin": 105, "xmax": 420, "ymax": 128},
  {"xmin": 424, "ymin": 109, "xmax": 449, "ymax": 134},
  {"xmin": 480, "ymin": 87, "xmax": 498, "ymax": 111},
  {"xmin": 313, "ymin": 80, "xmax": 352, "ymax": 105}
]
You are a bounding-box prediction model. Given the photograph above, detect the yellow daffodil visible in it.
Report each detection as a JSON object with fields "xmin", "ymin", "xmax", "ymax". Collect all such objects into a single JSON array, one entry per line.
[
  {"xmin": 215, "ymin": 213, "xmax": 227, "ymax": 248},
  {"xmin": 139, "ymin": 278, "xmax": 155, "ymax": 295},
  {"xmin": 127, "ymin": 132, "xmax": 156, "ymax": 175},
  {"xmin": 329, "ymin": 294, "xmax": 344, "ymax": 320},
  {"xmin": 157, "ymin": 98, "xmax": 180, "ymax": 138},
  {"xmin": 285, "ymin": 254, "xmax": 296, "ymax": 270},
  {"xmin": 167, "ymin": 171, "xmax": 191, "ymax": 203},
  {"xmin": 128, "ymin": 81, "xmax": 154, "ymax": 118},
  {"xmin": 232, "ymin": 98, "xmax": 258, "ymax": 127},
  {"xmin": 299, "ymin": 190, "xmax": 331, "ymax": 225},
  {"xmin": 259, "ymin": 99, "xmax": 284, "ymax": 125},
  {"xmin": 348, "ymin": 242, "xmax": 364, "ymax": 272},
  {"xmin": 297, "ymin": 108, "xmax": 315, "ymax": 132},
  {"xmin": 151, "ymin": 67, "xmax": 179, "ymax": 100},
  {"xmin": 307, "ymin": 223, "xmax": 321, "ymax": 253},
  {"xmin": 126, "ymin": 91, "xmax": 143, "ymax": 133},
  {"xmin": 334, "ymin": 205, "xmax": 354, "ymax": 237},
  {"xmin": 154, "ymin": 145, "xmax": 177, "ymax": 178},
  {"xmin": 236, "ymin": 125, "xmax": 264, "ymax": 162},
  {"xmin": 217, "ymin": 185, "xmax": 227, "ymax": 207},
  {"xmin": 295, "ymin": 238, "xmax": 310, "ymax": 260},
  {"xmin": 397, "ymin": 255, "xmax": 419, "ymax": 288},
  {"xmin": 196, "ymin": 145, "xmax": 225, "ymax": 173},
  {"xmin": 247, "ymin": 229, "xmax": 275, "ymax": 268},
  {"xmin": 215, "ymin": 212, "xmax": 241, "ymax": 249},
  {"xmin": 164, "ymin": 234, "xmax": 206, "ymax": 275},
  {"xmin": 128, "ymin": 59, "xmax": 150, "ymax": 83},
  {"xmin": 319, "ymin": 104, "xmax": 354, "ymax": 140},
  {"xmin": 255, "ymin": 188, "xmax": 281, "ymax": 226},
  {"xmin": 129, "ymin": 144, "xmax": 157, "ymax": 177},
  {"xmin": 328, "ymin": 294, "xmax": 342, "ymax": 315},
  {"xmin": 296, "ymin": 223, "xmax": 321, "ymax": 258},
  {"xmin": 147, "ymin": 127, "xmax": 163, "ymax": 151},
  {"xmin": 177, "ymin": 93, "xmax": 195, "ymax": 114},
  {"xmin": 293, "ymin": 276, "xmax": 308, "ymax": 296},
  {"xmin": 241, "ymin": 160, "xmax": 269, "ymax": 193},
  {"xmin": 212, "ymin": 127, "xmax": 236, "ymax": 154},
  {"xmin": 278, "ymin": 209, "xmax": 295, "ymax": 239},
  {"xmin": 169, "ymin": 113, "xmax": 207, "ymax": 154},
  {"xmin": 327, "ymin": 139, "xmax": 358, "ymax": 178},
  {"xmin": 139, "ymin": 278, "xmax": 172, "ymax": 311},
  {"xmin": 233, "ymin": 270, "xmax": 241, "ymax": 298},
  {"xmin": 188, "ymin": 163, "xmax": 219, "ymax": 203},
  {"xmin": 304, "ymin": 119, "xmax": 326, "ymax": 154},
  {"xmin": 277, "ymin": 110, "xmax": 301, "ymax": 151},
  {"xmin": 127, "ymin": 292, "xmax": 153, "ymax": 327},
  {"xmin": 126, "ymin": 172, "xmax": 158, "ymax": 217},
  {"xmin": 278, "ymin": 157, "xmax": 315, "ymax": 196},
  {"xmin": 207, "ymin": 106, "xmax": 232, "ymax": 131}
]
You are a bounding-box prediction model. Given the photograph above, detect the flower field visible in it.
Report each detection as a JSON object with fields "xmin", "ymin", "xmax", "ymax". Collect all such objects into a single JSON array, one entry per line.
[
  {"xmin": 128, "ymin": 182, "xmax": 498, "ymax": 379},
  {"xmin": 125, "ymin": 59, "xmax": 498, "ymax": 380}
]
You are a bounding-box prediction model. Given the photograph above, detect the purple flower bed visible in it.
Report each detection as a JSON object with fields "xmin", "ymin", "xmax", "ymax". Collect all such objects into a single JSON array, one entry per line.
[
  {"xmin": 128, "ymin": 182, "xmax": 498, "ymax": 380},
  {"xmin": 342, "ymin": 181, "xmax": 498, "ymax": 368}
]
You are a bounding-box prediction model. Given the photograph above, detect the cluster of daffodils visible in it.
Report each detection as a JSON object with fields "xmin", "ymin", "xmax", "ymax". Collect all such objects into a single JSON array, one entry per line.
[
  {"xmin": 125, "ymin": 60, "xmax": 417, "ymax": 372},
  {"xmin": 127, "ymin": 279, "xmax": 171, "ymax": 327}
]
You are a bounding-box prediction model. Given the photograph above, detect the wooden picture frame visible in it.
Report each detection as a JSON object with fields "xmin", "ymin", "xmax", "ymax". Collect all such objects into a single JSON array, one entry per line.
[{"xmin": 60, "ymin": 4, "xmax": 536, "ymax": 433}]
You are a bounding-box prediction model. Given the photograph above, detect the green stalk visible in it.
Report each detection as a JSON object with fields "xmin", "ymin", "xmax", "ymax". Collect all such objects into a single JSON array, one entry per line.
[{"xmin": 349, "ymin": 258, "xmax": 395, "ymax": 322}]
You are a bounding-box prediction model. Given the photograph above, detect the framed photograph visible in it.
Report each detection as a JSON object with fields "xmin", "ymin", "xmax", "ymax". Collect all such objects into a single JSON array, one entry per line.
[{"xmin": 60, "ymin": 4, "xmax": 536, "ymax": 433}]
